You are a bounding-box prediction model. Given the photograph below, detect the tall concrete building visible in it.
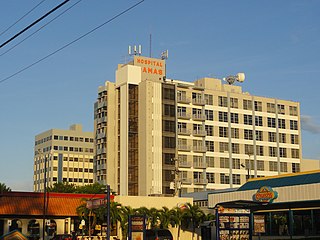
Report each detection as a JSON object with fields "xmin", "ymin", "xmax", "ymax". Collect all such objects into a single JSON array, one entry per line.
[
  {"xmin": 34, "ymin": 124, "xmax": 94, "ymax": 192},
  {"xmin": 94, "ymin": 55, "xmax": 301, "ymax": 196}
]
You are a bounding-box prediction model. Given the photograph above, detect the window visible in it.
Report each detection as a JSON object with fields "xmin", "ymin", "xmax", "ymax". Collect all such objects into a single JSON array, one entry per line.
[
  {"xmin": 219, "ymin": 111, "xmax": 228, "ymax": 122},
  {"xmin": 244, "ymin": 129, "xmax": 253, "ymax": 140},
  {"xmin": 291, "ymin": 134, "xmax": 299, "ymax": 144},
  {"xmin": 243, "ymin": 99, "xmax": 252, "ymax": 110},
  {"xmin": 269, "ymin": 161, "xmax": 278, "ymax": 171},
  {"xmin": 206, "ymin": 173, "xmax": 215, "ymax": 183},
  {"xmin": 291, "ymin": 149, "xmax": 300, "ymax": 158},
  {"xmin": 205, "ymin": 110, "xmax": 214, "ymax": 121},
  {"xmin": 163, "ymin": 137, "xmax": 175, "ymax": 148},
  {"xmin": 205, "ymin": 125, "xmax": 213, "ymax": 136},
  {"xmin": 290, "ymin": 120, "xmax": 298, "ymax": 130},
  {"xmin": 245, "ymin": 144, "xmax": 254, "ymax": 155},
  {"xmin": 163, "ymin": 88, "xmax": 175, "ymax": 100},
  {"xmin": 233, "ymin": 158, "xmax": 240, "ymax": 169},
  {"xmin": 279, "ymin": 133, "xmax": 286, "ymax": 143},
  {"xmin": 230, "ymin": 98, "xmax": 238, "ymax": 108},
  {"xmin": 233, "ymin": 174, "xmax": 241, "ymax": 185},
  {"xmin": 218, "ymin": 96, "xmax": 228, "ymax": 107},
  {"xmin": 231, "ymin": 128, "xmax": 239, "ymax": 139},
  {"xmin": 292, "ymin": 163, "xmax": 300, "ymax": 173},
  {"xmin": 206, "ymin": 157, "xmax": 214, "ymax": 167},
  {"xmin": 204, "ymin": 94, "xmax": 213, "ymax": 105},
  {"xmin": 278, "ymin": 119, "xmax": 286, "ymax": 129},
  {"xmin": 269, "ymin": 132, "xmax": 276, "ymax": 142},
  {"xmin": 205, "ymin": 141, "xmax": 214, "ymax": 152},
  {"xmin": 277, "ymin": 104, "xmax": 285, "ymax": 115},
  {"xmin": 219, "ymin": 142, "xmax": 229, "ymax": 152},
  {"xmin": 256, "ymin": 130, "xmax": 263, "ymax": 141},
  {"xmin": 269, "ymin": 147, "xmax": 277, "ymax": 157},
  {"xmin": 178, "ymin": 106, "xmax": 187, "ymax": 116},
  {"xmin": 280, "ymin": 162, "xmax": 288, "ymax": 172},
  {"xmin": 257, "ymin": 160, "xmax": 264, "ymax": 171},
  {"xmin": 267, "ymin": 103, "xmax": 276, "ymax": 113},
  {"xmin": 256, "ymin": 145, "xmax": 264, "ymax": 156},
  {"xmin": 220, "ymin": 157, "xmax": 229, "ymax": 168},
  {"xmin": 164, "ymin": 104, "xmax": 175, "ymax": 117},
  {"xmin": 268, "ymin": 117, "xmax": 276, "ymax": 128},
  {"xmin": 244, "ymin": 115, "xmax": 253, "ymax": 125},
  {"xmin": 231, "ymin": 113, "xmax": 239, "ymax": 123},
  {"xmin": 279, "ymin": 147, "xmax": 287, "ymax": 158},
  {"xmin": 178, "ymin": 122, "xmax": 187, "ymax": 133},
  {"xmin": 254, "ymin": 101, "xmax": 262, "ymax": 111},
  {"xmin": 177, "ymin": 90, "xmax": 187, "ymax": 102},
  {"xmin": 255, "ymin": 116, "xmax": 263, "ymax": 126},
  {"xmin": 289, "ymin": 106, "xmax": 298, "ymax": 116},
  {"xmin": 219, "ymin": 127, "xmax": 228, "ymax": 138},
  {"xmin": 164, "ymin": 153, "xmax": 175, "ymax": 165},
  {"xmin": 232, "ymin": 143, "xmax": 240, "ymax": 154},
  {"xmin": 220, "ymin": 173, "xmax": 230, "ymax": 184}
]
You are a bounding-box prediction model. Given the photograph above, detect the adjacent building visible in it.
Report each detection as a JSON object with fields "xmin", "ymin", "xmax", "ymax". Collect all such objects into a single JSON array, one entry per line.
[
  {"xmin": 33, "ymin": 124, "xmax": 94, "ymax": 192},
  {"xmin": 94, "ymin": 54, "xmax": 301, "ymax": 197}
]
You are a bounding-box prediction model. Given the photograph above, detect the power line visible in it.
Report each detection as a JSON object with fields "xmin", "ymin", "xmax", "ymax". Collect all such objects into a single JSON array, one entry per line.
[
  {"xmin": 0, "ymin": 0, "xmax": 83, "ymax": 58},
  {"xmin": 0, "ymin": 0, "xmax": 145, "ymax": 85},
  {"xmin": 0, "ymin": 0, "xmax": 47, "ymax": 37},
  {"xmin": 0, "ymin": 0, "xmax": 71, "ymax": 49}
]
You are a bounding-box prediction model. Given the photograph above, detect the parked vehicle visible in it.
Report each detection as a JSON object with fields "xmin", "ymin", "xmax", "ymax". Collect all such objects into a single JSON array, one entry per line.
[{"xmin": 146, "ymin": 229, "xmax": 173, "ymax": 240}]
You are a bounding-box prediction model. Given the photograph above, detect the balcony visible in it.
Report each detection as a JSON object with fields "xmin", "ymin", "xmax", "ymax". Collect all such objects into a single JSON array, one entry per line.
[
  {"xmin": 97, "ymin": 101, "xmax": 106, "ymax": 109},
  {"xmin": 97, "ymin": 116, "xmax": 108, "ymax": 124},
  {"xmin": 178, "ymin": 128, "xmax": 191, "ymax": 135},
  {"xmin": 177, "ymin": 112, "xmax": 191, "ymax": 119},
  {"xmin": 179, "ymin": 160, "xmax": 192, "ymax": 168},
  {"xmin": 193, "ymin": 162, "xmax": 207, "ymax": 169},
  {"xmin": 193, "ymin": 130, "xmax": 207, "ymax": 137},
  {"xmin": 96, "ymin": 132, "xmax": 106, "ymax": 139},
  {"xmin": 177, "ymin": 96, "xmax": 191, "ymax": 104},
  {"xmin": 194, "ymin": 178, "xmax": 208, "ymax": 185},
  {"xmin": 180, "ymin": 178, "xmax": 192, "ymax": 185},
  {"xmin": 192, "ymin": 98, "xmax": 205, "ymax": 106},
  {"xmin": 193, "ymin": 146, "xmax": 207, "ymax": 153},
  {"xmin": 96, "ymin": 148, "xmax": 106, "ymax": 155},
  {"xmin": 178, "ymin": 145, "xmax": 192, "ymax": 152},
  {"xmin": 192, "ymin": 114, "xmax": 206, "ymax": 121}
]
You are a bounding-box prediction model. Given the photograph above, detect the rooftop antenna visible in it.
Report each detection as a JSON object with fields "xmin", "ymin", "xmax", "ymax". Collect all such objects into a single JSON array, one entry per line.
[
  {"xmin": 223, "ymin": 73, "xmax": 245, "ymax": 85},
  {"xmin": 128, "ymin": 45, "xmax": 142, "ymax": 56},
  {"xmin": 161, "ymin": 49, "xmax": 169, "ymax": 60}
]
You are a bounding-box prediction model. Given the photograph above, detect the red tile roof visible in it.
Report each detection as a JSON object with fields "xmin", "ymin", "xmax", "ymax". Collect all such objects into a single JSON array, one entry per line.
[{"xmin": 0, "ymin": 192, "xmax": 107, "ymax": 217}]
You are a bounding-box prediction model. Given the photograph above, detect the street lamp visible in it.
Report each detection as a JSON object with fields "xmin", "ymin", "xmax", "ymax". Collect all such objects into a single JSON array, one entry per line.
[
  {"xmin": 104, "ymin": 184, "xmax": 111, "ymax": 240},
  {"xmin": 241, "ymin": 163, "xmax": 250, "ymax": 181}
]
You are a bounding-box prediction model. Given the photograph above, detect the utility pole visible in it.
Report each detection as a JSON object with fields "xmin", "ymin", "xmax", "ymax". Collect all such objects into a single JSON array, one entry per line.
[{"xmin": 106, "ymin": 185, "xmax": 111, "ymax": 240}]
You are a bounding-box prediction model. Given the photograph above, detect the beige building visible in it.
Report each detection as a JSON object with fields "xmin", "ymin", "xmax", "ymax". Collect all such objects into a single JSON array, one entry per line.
[
  {"xmin": 94, "ymin": 55, "xmax": 301, "ymax": 196},
  {"xmin": 33, "ymin": 124, "xmax": 94, "ymax": 192}
]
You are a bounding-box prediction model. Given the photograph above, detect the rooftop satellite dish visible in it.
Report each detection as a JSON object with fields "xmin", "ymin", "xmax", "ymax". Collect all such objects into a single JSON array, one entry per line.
[{"xmin": 223, "ymin": 72, "xmax": 245, "ymax": 85}]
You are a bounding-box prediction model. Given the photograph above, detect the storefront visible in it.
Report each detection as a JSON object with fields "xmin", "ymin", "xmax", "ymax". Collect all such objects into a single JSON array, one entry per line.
[{"xmin": 209, "ymin": 170, "xmax": 320, "ymax": 239}]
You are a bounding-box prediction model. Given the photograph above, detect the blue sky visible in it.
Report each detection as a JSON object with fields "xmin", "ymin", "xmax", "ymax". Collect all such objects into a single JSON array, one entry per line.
[{"xmin": 0, "ymin": 0, "xmax": 320, "ymax": 191}]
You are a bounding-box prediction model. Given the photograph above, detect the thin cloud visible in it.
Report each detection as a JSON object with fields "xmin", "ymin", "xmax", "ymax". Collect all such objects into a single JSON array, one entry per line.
[{"xmin": 301, "ymin": 115, "xmax": 320, "ymax": 134}]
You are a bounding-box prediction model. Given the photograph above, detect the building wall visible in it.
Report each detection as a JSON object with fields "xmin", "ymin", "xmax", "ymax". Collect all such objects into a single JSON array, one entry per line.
[
  {"xmin": 34, "ymin": 124, "xmax": 94, "ymax": 192},
  {"xmin": 301, "ymin": 158, "xmax": 320, "ymax": 171}
]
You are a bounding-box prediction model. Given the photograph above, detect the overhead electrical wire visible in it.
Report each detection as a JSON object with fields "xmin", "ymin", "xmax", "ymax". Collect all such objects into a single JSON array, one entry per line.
[
  {"xmin": 0, "ymin": 0, "xmax": 83, "ymax": 57},
  {"xmin": 0, "ymin": 0, "xmax": 145, "ymax": 85},
  {"xmin": 0, "ymin": 0, "xmax": 47, "ymax": 37},
  {"xmin": 0, "ymin": 0, "xmax": 71, "ymax": 49}
]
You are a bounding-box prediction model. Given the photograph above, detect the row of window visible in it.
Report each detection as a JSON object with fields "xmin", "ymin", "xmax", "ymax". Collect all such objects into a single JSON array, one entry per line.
[
  {"xmin": 173, "ymin": 138, "xmax": 300, "ymax": 158},
  {"xmin": 176, "ymin": 155, "xmax": 300, "ymax": 172},
  {"xmin": 177, "ymin": 91, "xmax": 298, "ymax": 116},
  {"xmin": 34, "ymin": 167, "xmax": 93, "ymax": 175},
  {"xmin": 53, "ymin": 145, "xmax": 94, "ymax": 153},
  {"xmin": 176, "ymin": 124, "xmax": 299, "ymax": 144},
  {"xmin": 35, "ymin": 135, "xmax": 94, "ymax": 145}
]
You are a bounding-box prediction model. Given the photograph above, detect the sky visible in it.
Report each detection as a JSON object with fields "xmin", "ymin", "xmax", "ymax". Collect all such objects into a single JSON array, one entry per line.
[{"xmin": 1, "ymin": 0, "xmax": 320, "ymax": 191}]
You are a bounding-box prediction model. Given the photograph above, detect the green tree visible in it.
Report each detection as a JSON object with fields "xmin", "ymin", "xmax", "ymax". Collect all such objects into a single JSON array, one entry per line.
[
  {"xmin": 47, "ymin": 182, "xmax": 76, "ymax": 193},
  {"xmin": 75, "ymin": 183, "xmax": 106, "ymax": 194},
  {"xmin": 119, "ymin": 206, "xmax": 135, "ymax": 239},
  {"xmin": 0, "ymin": 183, "xmax": 11, "ymax": 193}
]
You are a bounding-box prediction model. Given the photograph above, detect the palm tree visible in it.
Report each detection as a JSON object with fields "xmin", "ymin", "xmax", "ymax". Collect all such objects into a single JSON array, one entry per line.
[
  {"xmin": 158, "ymin": 207, "xmax": 172, "ymax": 229},
  {"xmin": 0, "ymin": 183, "xmax": 11, "ymax": 193},
  {"xmin": 148, "ymin": 207, "xmax": 160, "ymax": 229},
  {"xmin": 170, "ymin": 207, "xmax": 185, "ymax": 240},
  {"xmin": 182, "ymin": 203, "xmax": 205, "ymax": 240},
  {"xmin": 119, "ymin": 205, "xmax": 135, "ymax": 239}
]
